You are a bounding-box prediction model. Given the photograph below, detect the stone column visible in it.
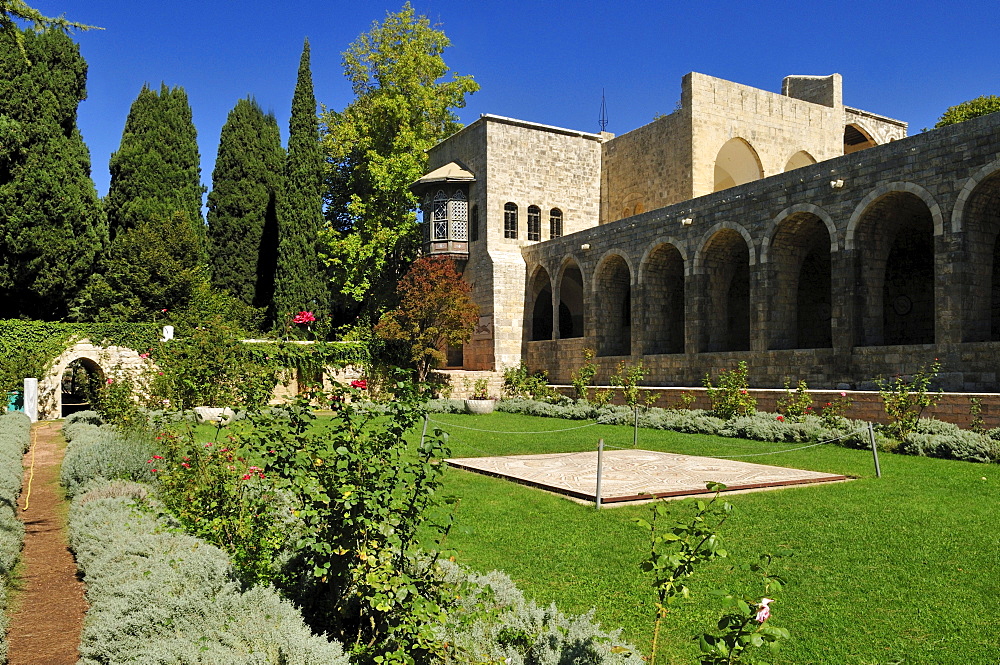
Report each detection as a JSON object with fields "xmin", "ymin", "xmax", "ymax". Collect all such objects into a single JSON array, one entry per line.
[{"xmin": 23, "ymin": 378, "xmax": 38, "ymax": 423}]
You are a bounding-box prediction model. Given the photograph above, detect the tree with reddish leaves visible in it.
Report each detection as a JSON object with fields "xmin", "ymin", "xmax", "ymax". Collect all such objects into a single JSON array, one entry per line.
[{"xmin": 374, "ymin": 256, "xmax": 478, "ymax": 382}]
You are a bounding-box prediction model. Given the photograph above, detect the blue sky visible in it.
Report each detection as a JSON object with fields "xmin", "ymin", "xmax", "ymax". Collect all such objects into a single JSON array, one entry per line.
[{"xmin": 30, "ymin": 0, "xmax": 1000, "ymax": 197}]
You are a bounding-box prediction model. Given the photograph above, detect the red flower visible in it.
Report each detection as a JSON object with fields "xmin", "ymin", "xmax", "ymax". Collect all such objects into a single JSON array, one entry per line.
[
  {"xmin": 292, "ymin": 311, "xmax": 316, "ymax": 325},
  {"xmin": 776, "ymin": 415, "xmax": 784, "ymax": 422},
  {"xmin": 350, "ymin": 379, "xmax": 368, "ymax": 390}
]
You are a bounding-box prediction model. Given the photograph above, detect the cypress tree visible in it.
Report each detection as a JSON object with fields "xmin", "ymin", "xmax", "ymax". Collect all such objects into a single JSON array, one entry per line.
[
  {"xmin": 273, "ymin": 39, "xmax": 326, "ymax": 326},
  {"xmin": 207, "ymin": 97, "xmax": 284, "ymax": 308},
  {"xmin": 106, "ymin": 83, "xmax": 206, "ymax": 252},
  {"xmin": 0, "ymin": 27, "xmax": 105, "ymax": 319}
]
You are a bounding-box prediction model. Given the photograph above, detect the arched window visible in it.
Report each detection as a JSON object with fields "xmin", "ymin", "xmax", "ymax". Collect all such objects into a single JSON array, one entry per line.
[
  {"xmin": 527, "ymin": 205, "xmax": 541, "ymax": 241},
  {"xmin": 470, "ymin": 205, "xmax": 479, "ymax": 242},
  {"xmin": 504, "ymin": 203, "xmax": 518, "ymax": 239},
  {"xmin": 550, "ymin": 208, "xmax": 563, "ymax": 238}
]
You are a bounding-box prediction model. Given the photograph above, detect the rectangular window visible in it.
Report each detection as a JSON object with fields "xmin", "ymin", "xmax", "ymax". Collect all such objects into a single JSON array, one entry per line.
[
  {"xmin": 527, "ymin": 206, "xmax": 541, "ymax": 241},
  {"xmin": 550, "ymin": 209, "xmax": 563, "ymax": 239},
  {"xmin": 504, "ymin": 203, "xmax": 518, "ymax": 239}
]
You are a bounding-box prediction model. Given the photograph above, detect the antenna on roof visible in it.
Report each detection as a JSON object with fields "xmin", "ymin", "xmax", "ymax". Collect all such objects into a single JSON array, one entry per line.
[{"xmin": 599, "ymin": 89, "xmax": 608, "ymax": 132}]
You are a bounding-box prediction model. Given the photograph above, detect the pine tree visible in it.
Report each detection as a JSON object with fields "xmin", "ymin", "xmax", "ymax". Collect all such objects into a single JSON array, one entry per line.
[
  {"xmin": 207, "ymin": 97, "xmax": 284, "ymax": 308},
  {"xmin": 273, "ymin": 39, "xmax": 326, "ymax": 326},
  {"xmin": 106, "ymin": 83, "xmax": 206, "ymax": 251},
  {"xmin": 0, "ymin": 27, "xmax": 105, "ymax": 319}
]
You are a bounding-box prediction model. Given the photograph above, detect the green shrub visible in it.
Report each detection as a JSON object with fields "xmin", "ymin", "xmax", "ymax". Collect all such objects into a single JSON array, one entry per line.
[
  {"xmin": 570, "ymin": 348, "xmax": 598, "ymax": 401},
  {"xmin": 0, "ymin": 411, "xmax": 29, "ymax": 663},
  {"xmin": 899, "ymin": 418, "xmax": 1000, "ymax": 463},
  {"xmin": 502, "ymin": 363, "xmax": 563, "ymax": 402},
  {"xmin": 68, "ymin": 483, "xmax": 348, "ymax": 665},
  {"xmin": 703, "ymin": 362, "xmax": 757, "ymax": 420},
  {"xmin": 775, "ymin": 379, "xmax": 814, "ymax": 421},
  {"xmin": 877, "ymin": 360, "xmax": 942, "ymax": 442}
]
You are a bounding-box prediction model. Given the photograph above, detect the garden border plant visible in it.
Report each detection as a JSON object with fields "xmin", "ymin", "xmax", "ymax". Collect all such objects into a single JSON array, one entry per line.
[{"xmin": 0, "ymin": 412, "xmax": 30, "ymax": 663}]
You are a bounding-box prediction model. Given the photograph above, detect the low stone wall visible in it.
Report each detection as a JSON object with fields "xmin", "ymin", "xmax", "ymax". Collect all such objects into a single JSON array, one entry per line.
[{"xmin": 553, "ymin": 386, "xmax": 1000, "ymax": 430}]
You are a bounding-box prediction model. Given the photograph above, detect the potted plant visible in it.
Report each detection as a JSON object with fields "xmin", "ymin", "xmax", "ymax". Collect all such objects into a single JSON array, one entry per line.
[{"xmin": 465, "ymin": 378, "xmax": 495, "ymax": 414}]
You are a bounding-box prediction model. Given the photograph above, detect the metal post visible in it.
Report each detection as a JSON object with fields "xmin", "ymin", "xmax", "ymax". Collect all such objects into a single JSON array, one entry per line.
[
  {"xmin": 868, "ymin": 422, "xmax": 881, "ymax": 478},
  {"xmin": 595, "ymin": 439, "xmax": 605, "ymax": 510},
  {"xmin": 633, "ymin": 406, "xmax": 639, "ymax": 448},
  {"xmin": 420, "ymin": 413, "xmax": 429, "ymax": 447}
]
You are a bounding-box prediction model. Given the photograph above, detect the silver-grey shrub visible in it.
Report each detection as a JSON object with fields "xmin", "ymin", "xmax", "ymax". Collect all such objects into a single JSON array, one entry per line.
[
  {"xmin": 60, "ymin": 423, "xmax": 157, "ymax": 497},
  {"xmin": 0, "ymin": 411, "xmax": 30, "ymax": 664},
  {"xmin": 68, "ymin": 482, "xmax": 348, "ymax": 665},
  {"xmin": 901, "ymin": 419, "xmax": 1000, "ymax": 463},
  {"xmin": 436, "ymin": 560, "xmax": 645, "ymax": 665}
]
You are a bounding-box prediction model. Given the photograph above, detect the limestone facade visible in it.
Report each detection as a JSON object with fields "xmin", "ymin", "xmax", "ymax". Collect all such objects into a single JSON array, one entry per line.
[{"xmin": 416, "ymin": 72, "xmax": 1000, "ymax": 391}]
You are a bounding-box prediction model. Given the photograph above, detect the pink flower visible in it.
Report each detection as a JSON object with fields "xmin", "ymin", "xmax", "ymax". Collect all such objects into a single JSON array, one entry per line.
[
  {"xmin": 350, "ymin": 379, "xmax": 368, "ymax": 390},
  {"xmin": 242, "ymin": 474, "xmax": 252, "ymax": 480},
  {"xmin": 292, "ymin": 311, "xmax": 316, "ymax": 325},
  {"xmin": 840, "ymin": 392, "xmax": 847, "ymax": 397},
  {"xmin": 161, "ymin": 308, "xmax": 168, "ymax": 313},
  {"xmin": 106, "ymin": 378, "xmax": 113, "ymax": 385},
  {"xmin": 139, "ymin": 352, "xmax": 150, "ymax": 359},
  {"xmin": 150, "ymin": 469, "xmax": 158, "ymax": 473},
  {"xmin": 181, "ymin": 463, "xmax": 191, "ymax": 468},
  {"xmin": 755, "ymin": 598, "xmax": 774, "ymax": 623}
]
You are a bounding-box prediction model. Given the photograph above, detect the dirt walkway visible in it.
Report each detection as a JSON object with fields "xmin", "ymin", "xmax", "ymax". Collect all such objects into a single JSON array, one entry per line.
[{"xmin": 8, "ymin": 421, "xmax": 87, "ymax": 665}]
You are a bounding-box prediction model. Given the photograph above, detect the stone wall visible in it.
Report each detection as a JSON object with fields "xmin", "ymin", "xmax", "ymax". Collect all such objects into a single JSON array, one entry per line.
[{"xmin": 522, "ymin": 111, "xmax": 1000, "ymax": 391}]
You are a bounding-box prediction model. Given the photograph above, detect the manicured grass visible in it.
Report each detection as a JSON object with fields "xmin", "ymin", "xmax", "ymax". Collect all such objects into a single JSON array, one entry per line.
[{"xmin": 424, "ymin": 411, "xmax": 1000, "ymax": 665}]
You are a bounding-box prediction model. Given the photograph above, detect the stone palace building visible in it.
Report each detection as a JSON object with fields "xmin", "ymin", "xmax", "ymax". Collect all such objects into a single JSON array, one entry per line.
[{"xmin": 411, "ymin": 72, "xmax": 1000, "ymax": 391}]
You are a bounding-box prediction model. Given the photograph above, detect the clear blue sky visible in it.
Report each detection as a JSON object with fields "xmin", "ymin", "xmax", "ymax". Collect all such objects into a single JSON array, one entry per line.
[{"xmin": 30, "ymin": 0, "xmax": 1000, "ymax": 197}]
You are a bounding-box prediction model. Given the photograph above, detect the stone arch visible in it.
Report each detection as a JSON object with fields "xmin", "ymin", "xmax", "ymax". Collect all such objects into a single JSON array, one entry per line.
[
  {"xmin": 40, "ymin": 340, "xmax": 149, "ymax": 420},
  {"xmin": 844, "ymin": 123, "xmax": 877, "ymax": 154},
  {"xmin": 952, "ymin": 158, "xmax": 1000, "ymax": 233},
  {"xmin": 694, "ymin": 222, "xmax": 756, "ymax": 272},
  {"xmin": 846, "ymin": 182, "xmax": 944, "ymax": 249},
  {"xmin": 557, "ymin": 256, "xmax": 586, "ymax": 339},
  {"xmin": 527, "ymin": 265, "xmax": 554, "ymax": 341},
  {"xmin": 784, "ymin": 150, "xmax": 817, "ymax": 172},
  {"xmin": 698, "ymin": 228, "xmax": 751, "ymax": 352},
  {"xmin": 60, "ymin": 357, "xmax": 105, "ymax": 417},
  {"xmin": 714, "ymin": 138, "xmax": 764, "ymax": 192},
  {"xmin": 640, "ymin": 242, "xmax": 685, "ymax": 355},
  {"xmin": 593, "ymin": 253, "xmax": 633, "ymax": 357},
  {"xmin": 766, "ymin": 212, "xmax": 833, "ymax": 350},
  {"xmin": 954, "ymin": 166, "xmax": 1000, "ymax": 341},
  {"xmin": 762, "ymin": 204, "xmax": 838, "ymax": 263},
  {"xmin": 852, "ymin": 191, "xmax": 937, "ymax": 346}
]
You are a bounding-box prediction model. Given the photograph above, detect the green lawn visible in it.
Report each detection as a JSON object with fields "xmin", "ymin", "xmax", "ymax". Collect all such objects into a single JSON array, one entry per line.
[{"xmin": 423, "ymin": 411, "xmax": 1000, "ymax": 665}]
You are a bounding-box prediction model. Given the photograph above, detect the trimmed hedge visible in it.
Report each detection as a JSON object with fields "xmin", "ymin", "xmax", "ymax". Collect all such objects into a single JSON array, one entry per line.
[
  {"xmin": 441, "ymin": 398, "xmax": 1000, "ymax": 464},
  {"xmin": 61, "ymin": 420, "xmax": 157, "ymax": 498},
  {"xmin": 68, "ymin": 480, "xmax": 348, "ymax": 665},
  {"xmin": 0, "ymin": 411, "xmax": 30, "ymax": 664}
]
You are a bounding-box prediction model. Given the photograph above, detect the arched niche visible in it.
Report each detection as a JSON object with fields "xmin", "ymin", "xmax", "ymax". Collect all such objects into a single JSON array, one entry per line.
[
  {"xmin": 642, "ymin": 243, "xmax": 685, "ymax": 354},
  {"xmin": 844, "ymin": 123, "xmax": 877, "ymax": 154},
  {"xmin": 594, "ymin": 254, "xmax": 632, "ymax": 357},
  {"xmin": 714, "ymin": 138, "xmax": 763, "ymax": 192},
  {"xmin": 60, "ymin": 357, "xmax": 105, "ymax": 417},
  {"xmin": 957, "ymin": 170, "xmax": 1000, "ymax": 341},
  {"xmin": 784, "ymin": 150, "xmax": 817, "ymax": 172},
  {"xmin": 528, "ymin": 266, "xmax": 554, "ymax": 341},
  {"xmin": 558, "ymin": 261, "xmax": 585, "ymax": 339},
  {"xmin": 767, "ymin": 213, "xmax": 832, "ymax": 349},
  {"xmin": 699, "ymin": 229, "xmax": 751, "ymax": 351},
  {"xmin": 853, "ymin": 191, "xmax": 936, "ymax": 346}
]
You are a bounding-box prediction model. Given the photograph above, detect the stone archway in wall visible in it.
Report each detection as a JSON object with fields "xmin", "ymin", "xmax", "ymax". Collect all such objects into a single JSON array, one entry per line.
[
  {"xmin": 714, "ymin": 138, "xmax": 763, "ymax": 192},
  {"xmin": 40, "ymin": 341, "xmax": 149, "ymax": 420},
  {"xmin": 528, "ymin": 266, "xmax": 554, "ymax": 341},
  {"xmin": 852, "ymin": 192, "xmax": 937, "ymax": 346},
  {"xmin": 956, "ymin": 169, "xmax": 1000, "ymax": 342},
  {"xmin": 558, "ymin": 260, "xmax": 586, "ymax": 339},
  {"xmin": 699, "ymin": 228, "xmax": 751, "ymax": 352},
  {"xmin": 641, "ymin": 242, "xmax": 685, "ymax": 355},
  {"xmin": 767, "ymin": 212, "xmax": 834, "ymax": 350},
  {"xmin": 594, "ymin": 254, "xmax": 632, "ymax": 357}
]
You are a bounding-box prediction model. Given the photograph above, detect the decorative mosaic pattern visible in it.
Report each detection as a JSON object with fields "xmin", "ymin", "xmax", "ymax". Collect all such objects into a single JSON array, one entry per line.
[{"xmin": 447, "ymin": 449, "xmax": 848, "ymax": 503}]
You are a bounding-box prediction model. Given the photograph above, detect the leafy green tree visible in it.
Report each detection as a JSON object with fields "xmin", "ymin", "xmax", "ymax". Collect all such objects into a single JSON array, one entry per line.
[
  {"xmin": 0, "ymin": 0, "xmax": 99, "ymax": 60},
  {"xmin": 106, "ymin": 83, "xmax": 206, "ymax": 251},
  {"xmin": 0, "ymin": 27, "xmax": 105, "ymax": 319},
  {"xmin": 935, "ymin": 95, "xmax": 1000, "ymax": 127},
  {"xmin": 321, "ymin": 3, "xmax": 478, "ymax": 325},
  {"xmin": 374, "ymin": 256, "xmax": 478, "ymax": 382},
  {"xmin": 207, "ymin": 97, "xmax": 284, "ymax": 308},
  {"xmin": 273, "ymin": 39, "xmax": 326, "ymax": 326}
]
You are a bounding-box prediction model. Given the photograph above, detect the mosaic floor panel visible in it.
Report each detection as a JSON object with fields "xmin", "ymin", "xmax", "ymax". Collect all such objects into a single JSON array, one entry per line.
[{"xmin": 447, "ymin": 449, "xmax": 849, "ymax": 503}]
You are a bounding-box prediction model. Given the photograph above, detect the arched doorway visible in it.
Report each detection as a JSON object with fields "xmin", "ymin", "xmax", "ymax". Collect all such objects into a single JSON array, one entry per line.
[
  {"xmin": 700, "ymin": 229, "xmax": 751, "ymax": 352},
  {"xmin": 595, "ymin": 254, "xmax": 632, "ymax": 357},
  {"xmin": 768, "ymin": 213, "xmax": 833, "ymax": 349},
  {"xmin": 957, "ymin": 170, "xmax": 1000, "ymax": 341},
  {"xmin": 714, "ymin": 138, "xmax": 763, "ymax": 192},
  {"xmin": 528, "ymin": 267, "xmax": 553, "ymax": 341},
  {"xmin": 558, "ymin": 262, "xmax": 585, "ymax": 339},
  {"xmin": 642, "ymin": 243, "xmax": 685, "ymax": 354},
  {"xmin": 60, "ymin": 358, "xmax": 104, "ymax": 417},
  {"xmin": 854, "ymin": 191, "xmax": 936, "ymax": 346}
]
